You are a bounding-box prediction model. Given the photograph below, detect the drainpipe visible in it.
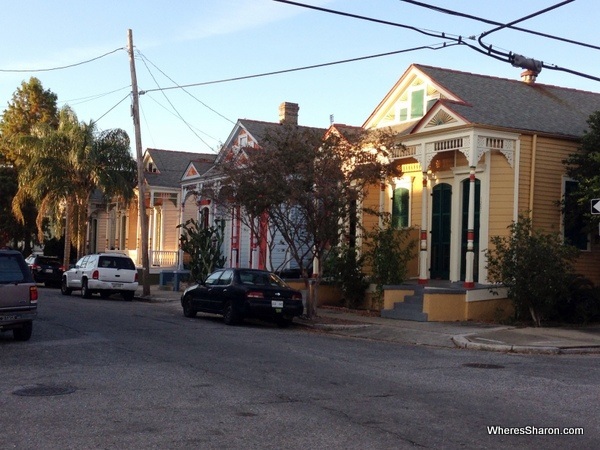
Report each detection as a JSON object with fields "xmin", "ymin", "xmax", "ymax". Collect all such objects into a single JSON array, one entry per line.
[
  {"xmin": 528, "ymin": 134, "xmax": 538, "ymax": 220},
  {"xmin": 418, "ymin": 172, "xmax": 429, "ymax": 285}
]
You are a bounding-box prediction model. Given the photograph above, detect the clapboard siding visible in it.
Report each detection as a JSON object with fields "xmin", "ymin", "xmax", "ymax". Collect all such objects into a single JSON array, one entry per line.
[{"xmin": 488, "ymin": 151, "xmax": 515, "ymax": 241}]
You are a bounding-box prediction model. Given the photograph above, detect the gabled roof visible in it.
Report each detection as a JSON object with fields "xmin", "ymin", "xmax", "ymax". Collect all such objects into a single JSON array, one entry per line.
[
  {"xmin": 216, "ymin": 119, "xmax": 327, "ymax": 165},
  {"xmin": 365, "ymin": 64, "xmax": 600, "ymax": 139},
  {"xmin": 326, "ymin": 123, "xmax": 364, "ymax": 144},
  {"xmin": 144, "ymin": 148, "xmax": 216, "ymax": 189},
  {"xmin": 239, "ymin": 119, "xmax": 326, "ymax": 143}
]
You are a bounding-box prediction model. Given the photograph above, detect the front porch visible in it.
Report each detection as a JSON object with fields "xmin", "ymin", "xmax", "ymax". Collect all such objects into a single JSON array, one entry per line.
[
  {"xmin": 382, "ymin": 280, "xmax": 513, "ymax": 322},
  {"xmin": 126, "ymin": 250, "xmax": 181, "ymax": 273}
]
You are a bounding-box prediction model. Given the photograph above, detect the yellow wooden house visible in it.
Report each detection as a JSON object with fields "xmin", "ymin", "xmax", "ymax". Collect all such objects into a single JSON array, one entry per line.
[{"xmin": 362, "ymin": 64, "xmax": 600, "ymax": 321}]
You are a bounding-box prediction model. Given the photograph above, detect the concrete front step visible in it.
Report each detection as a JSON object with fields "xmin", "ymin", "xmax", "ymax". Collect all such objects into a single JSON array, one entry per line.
[
  {"xmin": 381, "ymin": 307, "xmax": 428, "ymax": 322},
  {"xmin": 382, "ymin": 288, "xmax": 428, "ymax": 322}
]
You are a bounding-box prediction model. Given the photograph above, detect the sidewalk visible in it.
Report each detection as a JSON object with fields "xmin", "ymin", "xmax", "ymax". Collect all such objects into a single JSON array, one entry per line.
[{"xmin": 135, "ymin": 285, "xmax": 600, "ymax": 355}]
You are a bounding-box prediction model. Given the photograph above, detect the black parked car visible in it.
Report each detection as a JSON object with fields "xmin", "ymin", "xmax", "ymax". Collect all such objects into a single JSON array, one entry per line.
[
  {"xmin": 25, "ymin": 254, "xmax": 64, "ymax": 287},
  {"xmin": 181, "ymin": 268, "xmax": 304, "ymax": 327}
]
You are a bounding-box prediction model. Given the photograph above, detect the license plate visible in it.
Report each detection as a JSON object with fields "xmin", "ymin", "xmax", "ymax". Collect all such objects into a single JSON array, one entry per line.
[
  {"xmin": 112, "ymin": 283, "xmax": 123, "ymax": 288},
  {"xmin": 271, "ymin": 300, "xmax": 284, "ymax": 308},
  {"xmin": 0, "ymin": 315, "xmax": 17, "ymax": 321},
  {"xmin": 45, "ymin": 268, "xmax": 54, "ymax": 273}
]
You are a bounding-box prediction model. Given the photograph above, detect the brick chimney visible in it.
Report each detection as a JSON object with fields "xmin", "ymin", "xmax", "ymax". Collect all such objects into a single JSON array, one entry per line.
[
  {"xmin": 279, "ymin": 102, "xmax": 299, "ymax": 125},
  {"xmin": 521, "ymin": 69, "xmax": 538, "ymax": 84}
]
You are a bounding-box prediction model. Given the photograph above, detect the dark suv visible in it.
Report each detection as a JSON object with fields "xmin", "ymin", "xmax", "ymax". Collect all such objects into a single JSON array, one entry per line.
[
  {"xmin": 0, "ymin": 249, "xmax": 38, "ymax": 341},
  {"xmin": 25, "ymin": 254, "xmax": 64, "ymax": 287}
]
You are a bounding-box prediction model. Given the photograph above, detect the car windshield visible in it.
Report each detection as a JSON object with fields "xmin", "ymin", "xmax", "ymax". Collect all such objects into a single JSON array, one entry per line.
[
  {"xmin": 238, "ymin": 270, "xmax": 289, "ymax": 288},
  {"xmin": 98, "ymin": 256, "xmax": 135, "ymax": 270},
  {"xmin": 0, "ymin": 254, "xmax": 27, "ymax": 284}
]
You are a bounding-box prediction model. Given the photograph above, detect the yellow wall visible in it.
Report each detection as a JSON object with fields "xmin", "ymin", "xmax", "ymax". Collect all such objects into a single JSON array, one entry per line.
[{"xmin": 423, "ymin": 293, "xmax": 513, "ymax": 322}]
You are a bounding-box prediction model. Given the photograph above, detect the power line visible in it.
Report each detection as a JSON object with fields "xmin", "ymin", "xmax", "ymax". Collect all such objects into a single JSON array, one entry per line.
[
  {"xmin": 137, "ymin": 52, "xmax": 235, "ymax": 125},
  {"xmin": 276, "ymin": 0, "xmax": 600, "ymax": 83},
  {"xmin": 478, "ymin": 0, "xmax": 575, "ymax": 58},
  {"xmin": 274, "ymin": 0, "xmax": 460, "ymax": 40},
  {"xmin": 91, "ymin": 93, "xmax": 130, "ymax": 125},
  {"xmin": 142, "ymin": 43, "xmax": 457, "ymax": 94},
  {"xmin": 0, "ymin": 47, "xmax": 124, "ymax": 73},
  {"xmin": 137, "ymin": 50, "xmax": 214, "ymax": 151},
  {"xmin": 61, "ymin": 85, "xmax": 131, "ymax": 106},
  {"xmin": 399, "ymin": 0, "xmax": 600, "ymax": 51}
]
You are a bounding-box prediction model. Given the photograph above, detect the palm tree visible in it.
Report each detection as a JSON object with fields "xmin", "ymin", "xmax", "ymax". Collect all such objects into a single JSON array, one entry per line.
[{"xmin": 12, "ymin": 106, "xmax": 136, "ymax": 268}]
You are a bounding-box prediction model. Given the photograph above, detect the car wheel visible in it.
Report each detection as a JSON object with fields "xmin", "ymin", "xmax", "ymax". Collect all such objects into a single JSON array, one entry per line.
[
  {"xmin": 13, "ymin": 321, "xmax": 33, "ymax": 341},
  {"xmin": 223, "ymin": 300, "xmax": 241, "ymax": 326},
  {"xmin": 81, "ymin": 279, "xmax": 92, "ymax": 299},
  {"xmin": 182, "ymin": 295, "xmax": 197, "ymax": 318},
  {"xmin": 276, "ymin": 317, "xmax": 294, "ymax": 328},
  {"xmin": 61, "ymin": 278, "xmax": 72, "ymax": 296},
  {"xmin": 122, "ymin": 291, "xmax": 134, "ymax": 301}
]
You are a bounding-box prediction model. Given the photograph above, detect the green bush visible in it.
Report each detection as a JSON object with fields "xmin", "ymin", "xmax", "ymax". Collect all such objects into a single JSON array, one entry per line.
[
  {"xmin": 485, "ymin": 214, "xmax": 579, "ymax": 326},
  {"xmin": 325, "ymin": 244, "xmax": 369, "ymax": 309},
  {"xmin": 177, "ymin": 219, "xmax": 226, "ymax": 282},
  {"xmin": 364, "ymin": 218, "xmax": 417, "ymax": 308},
  {"xmin": 557, "ymin": 275, "xmax": 600, "ymax": 324}
]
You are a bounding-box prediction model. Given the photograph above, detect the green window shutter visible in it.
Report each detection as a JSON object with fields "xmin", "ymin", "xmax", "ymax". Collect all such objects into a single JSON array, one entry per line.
[
  {"xmin": 564, "ymin": 180, "xmax": 588, "ymax": 250},
  {"xmin": 399, "ymin": 108, "xmax": 408, "ymax": 121},
  {"xmin": 411, "ymin": 90, "xmax": 424, "ymax": 118},
  {"xmin": 392, "ymin": 188, "xmax": 409, "ymax": 229}
]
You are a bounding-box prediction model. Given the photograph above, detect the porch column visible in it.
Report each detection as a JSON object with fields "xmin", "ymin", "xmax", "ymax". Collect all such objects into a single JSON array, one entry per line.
[
  {"xmin": 178, "ymin": 195, "xmax": 184, "ymax": 270},
  {"xmin": 464, "ymin": 166, "xmax": 476, "ymax": 288},
  {"xmin": 418, "ymin": 172, "xmax": 429, "ymax": 285},
  {"xmin": 105, "ymin": 204, "xmax": 110, "ymax": 250},
  {"xmin": 149, "ymin": 191, "xmax": 155, "ymax": 266}
]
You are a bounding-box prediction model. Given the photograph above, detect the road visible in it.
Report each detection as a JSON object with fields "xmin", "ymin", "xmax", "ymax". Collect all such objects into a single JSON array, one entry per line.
[{"xmin": 1, "ymin": 287, "xmax": 598, "ymax": 449}]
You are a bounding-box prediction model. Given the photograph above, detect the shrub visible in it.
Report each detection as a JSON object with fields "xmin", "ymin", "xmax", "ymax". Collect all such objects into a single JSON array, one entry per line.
[
  {"xmin": 364, "ymin": 218, "xmax": 417, "ymax": 308},
  {"xmin": 177, "ymin": 219, "xmax": 226, "ymax": 282},
  {"xmin": 325, "ymin": 244, "xmax": 369, "ymax": 309},
  {"xmin": 485, "ymin": 214, "xmax": 579, "ymax": 326}
]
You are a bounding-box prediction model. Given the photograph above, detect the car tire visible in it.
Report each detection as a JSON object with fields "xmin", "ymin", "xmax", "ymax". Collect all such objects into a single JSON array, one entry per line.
[
  {"xmin": 223, "ymin": 300, "xmax": 241, "ymax": 326},
  {"xmin": 61, "ymin": 278, "xmax": 72, "ymax": 296},
  {"xmin": 276, "ymin": 317, "xmax": 294, "ymax": 328},
  {"xmin": 122, "ymin": 291, "xmax": 134, "ymax": 301},
  {"xmin": 81, "ymin": 279, "xmax": 92, "ymax": 299},
  {"xmin": 13, "ymin": 321, "xmax": 33, "ymax": 341},
  {"xmin": 182, "ymin": 295, "xmax": 197, "ymax": 318}
]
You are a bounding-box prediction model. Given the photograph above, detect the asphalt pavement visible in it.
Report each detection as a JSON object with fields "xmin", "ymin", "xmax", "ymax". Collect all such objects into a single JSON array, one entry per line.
[{"xmin": 136, "ymin": 285, "xmax": 600, "ymax": 355}]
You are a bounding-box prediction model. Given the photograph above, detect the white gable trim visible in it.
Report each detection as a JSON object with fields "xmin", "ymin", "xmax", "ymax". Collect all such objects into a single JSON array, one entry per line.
[{"xmin": 363, "ymin": 64, "xmax": 460, "ymax": 130}]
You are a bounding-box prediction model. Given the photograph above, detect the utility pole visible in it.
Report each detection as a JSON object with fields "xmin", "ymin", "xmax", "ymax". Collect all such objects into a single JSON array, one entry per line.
[{"xmin": 127, "ymin": 29, "xmax": 150, "ymax": 297}]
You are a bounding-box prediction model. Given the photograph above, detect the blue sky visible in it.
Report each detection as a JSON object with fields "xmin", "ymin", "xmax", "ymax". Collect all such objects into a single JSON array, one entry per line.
[{"xmin": 1, "ymin": 0, "xmax": 599, "ymax": 154}]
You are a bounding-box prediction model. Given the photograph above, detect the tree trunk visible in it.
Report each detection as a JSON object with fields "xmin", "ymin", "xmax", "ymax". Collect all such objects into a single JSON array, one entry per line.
[
  {"xmin": 529, "ymin": 306, "xmax": 542, "ymax": 327},
  {"xmin": 63, "ymin": 203, "xmax": 72, "ymax": 270}
]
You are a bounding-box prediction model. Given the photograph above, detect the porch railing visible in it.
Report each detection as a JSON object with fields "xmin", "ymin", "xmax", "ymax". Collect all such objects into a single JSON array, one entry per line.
[{"xmin": 151, "ymin": 250, "xmax": 179, "ymax": 268}]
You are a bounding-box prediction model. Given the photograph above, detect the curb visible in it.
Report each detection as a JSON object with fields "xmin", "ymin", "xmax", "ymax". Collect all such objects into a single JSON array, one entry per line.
[
  {"xmin": 452, "ymin": 334, "xmax": 600, "ymax": 355},
  {"xmin": 294, "ymin": 321, "xmax": 372, "ymax": 332}
]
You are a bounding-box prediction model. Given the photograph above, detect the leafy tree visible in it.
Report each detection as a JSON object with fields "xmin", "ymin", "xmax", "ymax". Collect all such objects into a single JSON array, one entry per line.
[
  {"xmin": 563, "ymin": 110, "xmax": 600, "ymax": 232},
  {"xmin": 177, "ymin": 219, "xmax": 226, "ymax": 282},
  {"xmin": 485, "ymin": 214, "xmax": 579, "ymax": 326},
  {"xmin": 216, "ymin": 124, "xmax": 393, "ymax": 318},
  {"xmin": 0, "ymin": 166, "xmax": 37, "ymax": 251},
  {"xmin": 364, "ymin": 215, "xmax": 417, "ymax": 308},
  {"xmin": 0, "ymin": 78, "xmax": 59, "ymax": 252},
  {"xmin": 12, "ymin": 106, "xmax": 136, "ymax": 268},
  {"xmin": 0, "ymin": 77, "xmax": 58, "ymax": 165}
]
